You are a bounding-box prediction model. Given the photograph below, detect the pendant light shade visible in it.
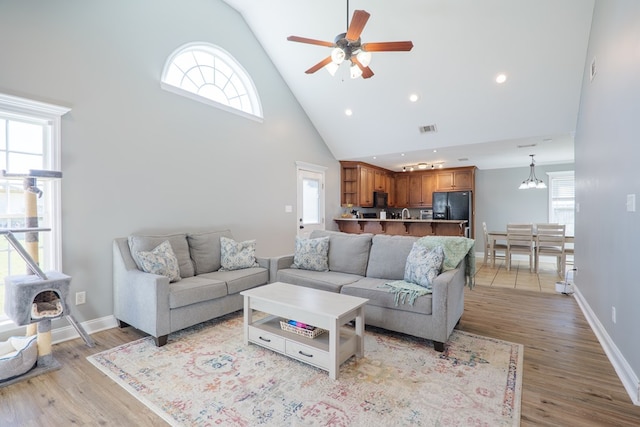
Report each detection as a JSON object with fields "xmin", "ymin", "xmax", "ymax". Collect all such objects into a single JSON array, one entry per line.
[{"xmin": 519, "ymin": 154, "xmax": 547, "ymax": 189}]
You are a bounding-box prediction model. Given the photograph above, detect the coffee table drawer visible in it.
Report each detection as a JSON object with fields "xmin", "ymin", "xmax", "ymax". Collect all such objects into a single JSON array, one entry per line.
[
  {"xmin": 248, "ymin": 325, "xmax": 286, "ymax": 352},
  {"xmin": 286, "ymin": 340, "xmax": 329, "ymax": 369}
]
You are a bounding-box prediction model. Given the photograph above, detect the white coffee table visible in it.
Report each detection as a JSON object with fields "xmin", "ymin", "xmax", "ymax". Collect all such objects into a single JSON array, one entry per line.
[{"xmin": 240, "ymin": 282, "xmax": 368, "ymax": 380}]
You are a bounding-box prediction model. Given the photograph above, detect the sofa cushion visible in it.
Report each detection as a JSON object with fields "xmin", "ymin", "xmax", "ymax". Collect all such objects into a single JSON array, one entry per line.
[
  {"xmin": 187, "ymin": 230, "xmax": 233, "ymax": 275},
  {"xmin": 169, "ymin": 276, "xmax": 227, "ymax": 309},
  {"xmin": 276, "ymin": 268, "xmax": 360, "ymax": 293},
  {"xmin": 341, "ymin": 277, "xmax": 433, "ymax": 315},
  {"xmin": 310, "ymin": 230, "xmax": 372, "ymax": 276},
  {"xmin": 128, "ymin": 233, "xmax": 194, "ymax": 278},
  {"xmin": 134, "ymin": 240, "xmax": 181, "ymax": 283},
  {"xmin": 220, "ymin": 237, "xmax": 259, "ymax": 271},
  {"xmin": 404, "ymin": 244, "xmax": 444, "ymax": 288},
  {"xmin": 366, "ymin": 235, "xmax": 418, "ymax": 280},
  {"xmin": 199, "ymin": 267, "xmax": 269, "ymax": 295},
  {"xmin": 292, "ymin": 236, "xmax": 329, "ymax": 271}
]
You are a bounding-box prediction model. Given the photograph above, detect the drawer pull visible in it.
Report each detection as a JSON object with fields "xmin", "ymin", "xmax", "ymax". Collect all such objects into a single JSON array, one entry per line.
[
  {"xmin": 298, "ymin": 350, "xmax": 313, "ymax": 358},
  {"xmin": 259, "ymin": 336, "xmax": 271, "ymax": 343}
]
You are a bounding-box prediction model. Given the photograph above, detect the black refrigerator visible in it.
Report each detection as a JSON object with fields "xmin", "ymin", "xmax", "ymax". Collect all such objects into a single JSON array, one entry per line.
[{"xmin": 432, "ymin": 191, "xmax": 472, "ymax": 237}]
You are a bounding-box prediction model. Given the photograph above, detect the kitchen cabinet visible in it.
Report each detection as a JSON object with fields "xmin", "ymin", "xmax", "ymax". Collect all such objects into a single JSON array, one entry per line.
[
  {"xmin": 435, "ymin": 168, "xmax": 474, "ymax": 191},
  {"xmin": 408, "ymin": 172, "xmax": 436, "ymax": 207},
  {"xmin": 340, "ymin": 163, "xmax": 359, "ymax": 207},
  {"xmin": 395, "ymin": 174, "xmax": 409, "ymax": 207},
  {"xmin": 359, "ymin": 166, "xmax": 375, "ymax": 206}
]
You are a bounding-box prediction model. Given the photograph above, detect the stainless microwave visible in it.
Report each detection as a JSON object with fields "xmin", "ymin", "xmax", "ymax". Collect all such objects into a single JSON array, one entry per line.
[{"xmin": 372, "ymin": 191, "xmax": 388, "ymax": 208}]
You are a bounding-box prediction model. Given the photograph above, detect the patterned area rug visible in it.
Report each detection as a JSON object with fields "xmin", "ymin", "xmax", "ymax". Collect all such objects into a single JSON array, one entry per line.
[{"xmin": 88, "ymin": 313, "xmax": 522, "ymax": 426}]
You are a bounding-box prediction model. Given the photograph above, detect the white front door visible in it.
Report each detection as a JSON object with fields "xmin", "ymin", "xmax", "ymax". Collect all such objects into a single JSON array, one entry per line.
[{"xmin": 296, "ymin": 164, "xmax": 325, "ymax": 238}]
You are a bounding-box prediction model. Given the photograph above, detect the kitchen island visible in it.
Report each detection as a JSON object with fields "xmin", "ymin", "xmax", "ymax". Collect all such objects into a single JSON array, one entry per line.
[{"xmin": 334, "ymin": 218, "xmax": 469, "ymax": 237}]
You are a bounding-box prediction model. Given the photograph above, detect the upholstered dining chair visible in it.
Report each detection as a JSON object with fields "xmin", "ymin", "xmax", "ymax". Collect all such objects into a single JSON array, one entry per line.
[
  {"xmin": 482, "ymin": 221, "xmax": 506, "ymax": 266},
  {"xmin": 506, "ymin": 223, "xmax": 534, "ymax": 272},
  {"xmin": 535, "ymin": 223, "xmax": 566, "ymax": 276}
]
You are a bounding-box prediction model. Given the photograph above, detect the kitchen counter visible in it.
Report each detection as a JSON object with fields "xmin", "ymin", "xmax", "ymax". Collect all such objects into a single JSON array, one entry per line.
[{"xmin": 334, "ymin": 218, "xmax": 469, "ymax": 237}]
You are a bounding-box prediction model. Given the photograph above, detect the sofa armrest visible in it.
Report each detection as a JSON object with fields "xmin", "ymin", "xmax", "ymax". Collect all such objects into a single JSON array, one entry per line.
[
  {"xmin": 269, "ymin": 254, "xmax": 294, "ymax": 283},
  {"xmin": 429, "ymin": 262, "xmax": 466, "ymax": 343},
  {"xmin": 113, "ymin": 239, "xmax": 171, "ymax": 338}
]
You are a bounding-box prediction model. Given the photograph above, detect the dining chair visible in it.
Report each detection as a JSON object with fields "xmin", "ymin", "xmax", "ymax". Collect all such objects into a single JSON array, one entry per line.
[
  {"xmin": 506, "ymin": 223, "xmax": 534, "ymax": 272},
  {"xmin": 535, "ymin": 223, "xmax": 566, "ymax": 276},
  {"xmin": 482, "ymin": 221, "xmax": 506, "ymax": 266}
]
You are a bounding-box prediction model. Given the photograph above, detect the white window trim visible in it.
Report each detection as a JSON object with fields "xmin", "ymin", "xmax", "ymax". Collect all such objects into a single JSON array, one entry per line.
[
  {"xmin": 547, "ymin": 170, "xmax": 575, "ymax": 226},
  {"xmin": 0, "ymin": 93, "xmax": 69, "ymax": 331},
  {"xmin": 160, "ymin": 42, "xmax": 263, "ymax": 123}
]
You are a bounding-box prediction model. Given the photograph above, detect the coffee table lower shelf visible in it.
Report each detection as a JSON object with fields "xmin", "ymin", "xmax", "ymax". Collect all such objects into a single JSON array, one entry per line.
[{"xmin": 248, "ymin": 315, "xmax": 357, "ymax": 373}]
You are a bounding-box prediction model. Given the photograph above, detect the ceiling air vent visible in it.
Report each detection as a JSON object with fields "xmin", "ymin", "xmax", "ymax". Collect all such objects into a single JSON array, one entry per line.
[
  {"xmin": 419, "ymin": 124, "xmax": 437, "ymax": 134},
  {"xmin": 517, "ymin": 143, "xmax": 537, "ymax": 148}
]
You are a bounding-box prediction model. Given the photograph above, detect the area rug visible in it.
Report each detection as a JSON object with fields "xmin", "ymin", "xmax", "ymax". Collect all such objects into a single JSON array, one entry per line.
[{"xmin": 88, "ymin": 313, "xmax": 523, "ymax": 426}]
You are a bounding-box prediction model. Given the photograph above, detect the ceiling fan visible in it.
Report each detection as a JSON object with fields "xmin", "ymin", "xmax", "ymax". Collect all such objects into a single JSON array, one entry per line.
[{"xmin": 287, "ymin": 8, "xmax": 413, "ymax": 79}]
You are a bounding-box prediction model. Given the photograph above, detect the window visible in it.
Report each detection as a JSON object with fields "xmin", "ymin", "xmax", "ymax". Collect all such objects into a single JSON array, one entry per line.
[
  {"xmin": 161, "ymin": 42, "xmax": 263, "ymax": 121},
  {"xmin": 548, "ymin": 171, "xmax": 575, "ymax": 236},
  {"xmin": 0, "ymin": 93, "xmax": 67, "ymax": 329}
]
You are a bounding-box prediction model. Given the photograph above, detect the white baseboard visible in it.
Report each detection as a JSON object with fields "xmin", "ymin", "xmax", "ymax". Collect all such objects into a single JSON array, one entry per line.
[
  {"xmin": 51, "ymin": 315, "xmax": 118, "ymax": 345},
  {"xmin": 573, "ymin": 286, "xmax": 640, "ymax": 406}
]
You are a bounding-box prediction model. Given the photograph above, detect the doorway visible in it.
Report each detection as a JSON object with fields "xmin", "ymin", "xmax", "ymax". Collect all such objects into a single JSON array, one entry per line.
[{"xmin": 296, "ymin": 162, "xmax": 326, "ymax": 238}]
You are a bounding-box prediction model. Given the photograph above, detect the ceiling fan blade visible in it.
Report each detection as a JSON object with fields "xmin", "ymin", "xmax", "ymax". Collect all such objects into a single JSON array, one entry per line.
[
  {"xmin": 345, "ymin": 10, "xmax": 370, "ymax": 41},
  {"xmin": 362, "ymin": 41, "xmax": 414, "ymax": 52},
  {"xmin": 305, "ymin": 56, "xmax": 333, "ymax": 74},
  {"xmin": 351, "ymin": 57, "xmax": 374, "ymax": 79},
  {"xmin": 287, "ymin": 35, "xmax": 335, "ymax": 48}
]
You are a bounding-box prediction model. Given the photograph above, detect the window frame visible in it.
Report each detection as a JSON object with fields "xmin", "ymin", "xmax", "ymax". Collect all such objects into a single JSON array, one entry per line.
[
  {"xmin": 547, "ymin": 170, "xmax": 575, "ymax": 236},
  {"xmin": 0, "ymin": 93, "xmax": 68, "ymax": 329},
  {"xmin": 160, "ymin": 42, "xmax": 263, "ymax": 122}
]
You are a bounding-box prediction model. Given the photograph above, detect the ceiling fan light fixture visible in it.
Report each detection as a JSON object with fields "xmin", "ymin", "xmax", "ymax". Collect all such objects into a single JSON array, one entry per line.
[
  {"xmin": 356, "ymin": 50, "xmax": 372, "ymax": 67},
  {"xmin": 350, "ymin": 62, "xmax": 363, "ymax": 79},
  {"xmin": 331, "ymin": 47, "xmax": 346, "ymax": 64},
  {"xmin": 325, "ymin": 61, "xmax": 340, "ymax": 76}
]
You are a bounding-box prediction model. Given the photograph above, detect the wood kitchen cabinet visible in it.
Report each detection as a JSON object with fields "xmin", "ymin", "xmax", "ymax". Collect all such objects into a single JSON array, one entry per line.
[
  {"xmin": 359, "ymin": 166, "xmax": 375, "ymax": 206},
  {"xmin": 435, "ymin": 168, "xmax": 474, "ymax": 191},
  {"xmin": 395, "ymin": 174, "xmax": 409, "ymax": 207},
  {"xmin": 408, "ymin": 172, "xmax": 436, "ymax": 207}
]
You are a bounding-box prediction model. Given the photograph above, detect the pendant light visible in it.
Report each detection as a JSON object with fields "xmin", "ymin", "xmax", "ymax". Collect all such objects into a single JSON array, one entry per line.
[{"xmin": 519, "ymin": 154, "xmax": 547, "ymax": 189}]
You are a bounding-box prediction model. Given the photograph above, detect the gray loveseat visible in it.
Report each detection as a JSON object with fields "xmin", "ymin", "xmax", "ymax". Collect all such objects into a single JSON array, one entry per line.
[
  {"xmin": 113, "ymin": 230, "xmax": 268, "ymax": 346},
  {"xmin": 270, "ymin": 230, "xmax": 472, "ymax": 351}
]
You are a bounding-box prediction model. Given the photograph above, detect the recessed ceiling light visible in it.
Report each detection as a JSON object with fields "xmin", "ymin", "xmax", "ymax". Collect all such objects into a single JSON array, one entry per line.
[
  {"xmin": 372, "ymin": 156, "xmax": 377, "ymax": 159},
  {"xmin": 345, "ymin": 109, "xmax": 353, "ymax": 116},
  {"xmin": 409, "ymin": 94, "xmax": 419, "ymax": 102},
  {"xmin": 433, "ymin": 149, "xmax": 437, "ymax": 153},
  {"xmin": 401, "ymin": 153, "xmax": 405, "ymax": 157},
  {"xmin": 495, "ymin": 73, "xmax": 507, "ymax": 84}
]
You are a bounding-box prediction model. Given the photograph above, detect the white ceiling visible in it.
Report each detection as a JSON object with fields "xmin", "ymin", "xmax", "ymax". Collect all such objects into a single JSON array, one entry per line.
[{"xmin": 222, "ymin": 0, "xmax": 594, "ymax": 171}]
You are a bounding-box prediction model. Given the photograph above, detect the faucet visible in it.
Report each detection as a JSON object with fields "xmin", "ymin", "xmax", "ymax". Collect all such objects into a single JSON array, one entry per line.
[{"xmin": 401, "ymin": 208, "xmax": 410, "ymax": 219}]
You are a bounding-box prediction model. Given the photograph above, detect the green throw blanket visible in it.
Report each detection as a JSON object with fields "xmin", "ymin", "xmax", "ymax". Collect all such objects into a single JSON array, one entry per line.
[
  {"xmin": 380, "ymin": 236, "xmax": 476, "ymax": 306},
  {"xmin": 416, "ymin": 236, "xmax": 476, "ymax": 289},
  {"xmin": 380, "ymin": 280, "xmax": 432, "ymax": 306}
]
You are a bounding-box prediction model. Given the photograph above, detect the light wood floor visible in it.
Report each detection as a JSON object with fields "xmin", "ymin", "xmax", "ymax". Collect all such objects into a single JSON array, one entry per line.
[{"xmin": 2, "ymin": 264, "xmax": 640, "ymax": 426}]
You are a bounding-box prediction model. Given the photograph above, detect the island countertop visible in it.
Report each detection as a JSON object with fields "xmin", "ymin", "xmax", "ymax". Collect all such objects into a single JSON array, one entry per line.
[{"xmin": 333, "ymin": 218, "xmax": 468, "ymax": 236}]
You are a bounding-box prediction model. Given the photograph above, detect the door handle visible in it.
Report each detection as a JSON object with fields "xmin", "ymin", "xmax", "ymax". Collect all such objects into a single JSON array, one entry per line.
[{"xmin": 299, "ymin": 225, "xmax": 304, "ymax": 229}]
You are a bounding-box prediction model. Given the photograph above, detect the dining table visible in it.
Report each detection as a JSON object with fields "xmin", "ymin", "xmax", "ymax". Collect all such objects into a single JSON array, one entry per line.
[{"xmin": 487, "ymin": 230, "xmax": 574, "ymax": 268}]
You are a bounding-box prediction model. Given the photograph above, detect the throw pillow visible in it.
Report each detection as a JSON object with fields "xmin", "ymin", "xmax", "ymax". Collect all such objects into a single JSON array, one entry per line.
[
  {"xmin": 219, "ymin": 236, "xmax": 259, "ymax": 271},
  {"xmin": 404, "ymin": 243, "xmax": 444, "ymax": 289},
  {"xmin": 135, "ymin": 240, "xmax": 181, "ymax": 283},
  {"xmin": 292, "ymin": 236, "xmax": 329, "ymax": 272}
]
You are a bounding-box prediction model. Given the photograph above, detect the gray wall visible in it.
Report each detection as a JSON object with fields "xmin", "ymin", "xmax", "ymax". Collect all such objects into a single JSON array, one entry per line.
[
  {"xmin": 0, "ymin": 0, "xmax": 340, "ymax": 332},
  {"xmin": 575, "ymin": 0, "xmax": 640, "ymax": 383},
  {"xmin": 475, "ymin": 163, "xmax": 574, "ymax": 235}
]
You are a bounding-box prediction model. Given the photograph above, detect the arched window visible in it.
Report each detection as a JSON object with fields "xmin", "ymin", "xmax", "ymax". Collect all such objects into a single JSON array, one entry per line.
[{"xmin": 161, "ymin": 42, "xmax": 262, "ymax": 121}]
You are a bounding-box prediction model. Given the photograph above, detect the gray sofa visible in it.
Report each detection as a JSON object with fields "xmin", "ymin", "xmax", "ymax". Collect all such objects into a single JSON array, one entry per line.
[
  {"xmin": 270, "ymin": 230, "xmax": 470, "ymax": 351},
  {"xmin": 113, "ymin": 230, "xmax": 268, "ymax": 346}
]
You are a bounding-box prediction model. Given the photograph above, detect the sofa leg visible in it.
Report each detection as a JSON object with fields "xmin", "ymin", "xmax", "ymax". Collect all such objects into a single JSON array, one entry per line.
[
  {"xmin": 154, "ymin": 335, "xmax": 168, "ymax": 347},
  {"xmin": 433, "ymin": 341, "xmax": 445, "ymax": 352},
  {"xmin": 117, "ymin": 319, "xmax": 130, "ymax": 328}
]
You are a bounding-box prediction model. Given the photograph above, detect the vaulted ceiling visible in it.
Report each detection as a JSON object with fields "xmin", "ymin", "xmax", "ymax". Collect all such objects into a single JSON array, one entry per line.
[{"xmin": 222, "ymin": 0, "xmax": 594, "ymax": 171}]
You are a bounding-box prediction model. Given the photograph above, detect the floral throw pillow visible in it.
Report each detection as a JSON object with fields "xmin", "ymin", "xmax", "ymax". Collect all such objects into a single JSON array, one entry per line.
[
  {"xmin": 404, "ymin": 243, "xmax": 444, "ymax": 289},
  {"xmin": 292, "ymin": 236, "xmax": 329, "ymax": 272},
  {"xmin": 219, "ymin": 236, "xmax": 259, "ymax": 271},
  {"xmin": 135, "ymin": 240, "xmax": 181, "ymax": 283}
]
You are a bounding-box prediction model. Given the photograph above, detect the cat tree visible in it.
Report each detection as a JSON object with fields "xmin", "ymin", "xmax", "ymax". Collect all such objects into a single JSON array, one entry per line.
[{"xmin": 0, "ymin": 170, "xmax": 93, "ymax": 386}]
